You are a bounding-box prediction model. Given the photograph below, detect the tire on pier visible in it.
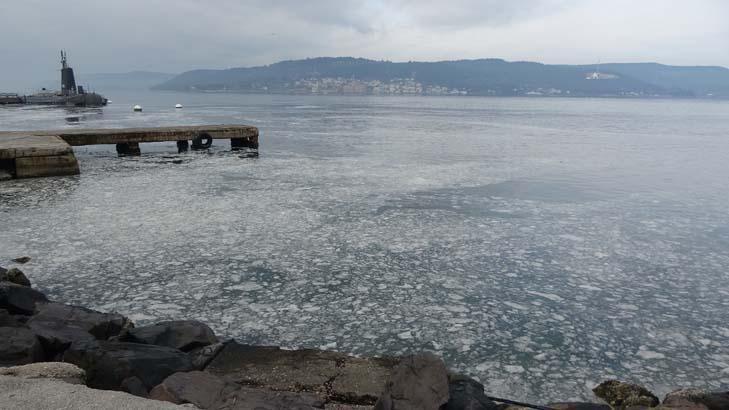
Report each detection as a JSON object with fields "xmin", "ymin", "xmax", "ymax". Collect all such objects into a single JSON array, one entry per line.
[{"xmin": 191, "ymin": 133, "xmax": 213, "ymax": 150}]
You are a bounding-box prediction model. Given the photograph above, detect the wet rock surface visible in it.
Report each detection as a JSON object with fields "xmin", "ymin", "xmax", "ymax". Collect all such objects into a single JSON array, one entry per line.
[
  {"xmin": 149, "ymin": 370, "xmax": 233, "ymax": 408},
  {"xmin": 11, "ymin": 256, "xmax": 31, "ymax": 264},
  {"xmin": 0, "ymin": 308, "xmax": 25, "ymax": 327},
  {"xmin": 0, "ymin": 281, "xmax": 48, "ymax": 314},
  {"xmin": 31, "ymin": 301, "xmax": 132, "ymax": 340},
  {"xmin": 444, "ymin": 373, "xmax": 499, "ymax": 410},
  {"xmin": 149, "ymin": 370, "xmax": 328, "ymax": 409},
  {"xmin": 592, "ymin": 380, "xmax": 660, "ymax": 408},
  {"xmin": 205, "ymin": 341, "xmax": 398, "ymax": 404},
  {"xmin": 374, "ymin": 352, "xmax": 449, "ymax": 410},
  {"xmin": 28, "ymin": 317, "xmax": 100, "ymax": 359},
  {"xmin": 547, "ymin": 403, "xmax": 612, "ymax": 410},
  {"xmin": 189, "ymin": 341, "xmax": 226, "ymax": 370},
  {"xmin": 661, "ymin": 389, "xmax": 729, "ymax": 410},
  {"xmin": 121, "ymin": 375, "xmax": 151, "ymax": 397},
  {"xmin": 218, "ymin": 387, "xmax": 327, "ymax": 409},
  {"xmin": 118, "ymin": 320, "xmax": 218, "ymax": 352},
  {"xmin": 63, "ymin": 341, "xmax": 195, "ymax": 391},
  {"xmin": 0, "ymin": 267, "xmax": 31, "ymax": 286},
  {"xmin": 0, "ymin": 326, "xmax": 44, "ymax": 365}
]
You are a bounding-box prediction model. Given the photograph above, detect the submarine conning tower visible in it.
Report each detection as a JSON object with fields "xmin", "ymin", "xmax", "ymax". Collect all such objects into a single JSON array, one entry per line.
[{"xmin": 60, "ymin": 50, "xmax": 77, "ymax": 96}]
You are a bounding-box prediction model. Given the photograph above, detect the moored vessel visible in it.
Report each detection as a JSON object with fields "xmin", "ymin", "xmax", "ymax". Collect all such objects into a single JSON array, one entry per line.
[{"xmin": 16, "ymin": 51, "xmax": 108, "ymax": 107}]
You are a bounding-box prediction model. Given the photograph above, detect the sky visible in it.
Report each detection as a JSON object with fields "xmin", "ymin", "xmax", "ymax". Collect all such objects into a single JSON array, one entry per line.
[{"xmin": 0, "ymin": 0, "xmax": 728, "ymax": 90}]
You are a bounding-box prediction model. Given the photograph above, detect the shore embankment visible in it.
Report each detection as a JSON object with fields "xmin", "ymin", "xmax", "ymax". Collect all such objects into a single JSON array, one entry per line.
[{"xmin": 1, "ymin": 263, "xmax": 727, "ymax": 409}]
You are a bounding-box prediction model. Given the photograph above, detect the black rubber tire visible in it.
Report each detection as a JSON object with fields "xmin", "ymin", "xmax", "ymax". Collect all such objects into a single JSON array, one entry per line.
[{"xmin": 191, "ymin": 133, "xmax": 213, "ymax": 150}]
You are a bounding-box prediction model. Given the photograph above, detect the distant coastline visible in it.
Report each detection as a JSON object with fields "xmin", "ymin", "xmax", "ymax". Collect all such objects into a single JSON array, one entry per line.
[{"xmin": 151, "ymin": 57, "xmax": 729, "ymax": 99}]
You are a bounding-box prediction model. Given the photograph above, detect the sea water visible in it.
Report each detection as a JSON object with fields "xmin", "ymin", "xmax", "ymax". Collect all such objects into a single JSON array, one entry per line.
[{"xmin": 1, "ymin": 91, "xmax": 728, "ymax": 401}]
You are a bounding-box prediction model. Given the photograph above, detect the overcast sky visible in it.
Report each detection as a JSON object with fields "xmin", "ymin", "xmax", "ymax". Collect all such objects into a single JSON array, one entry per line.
[{"xmin": 1, "ymin": 0, "xmax": 727, "ymax": 90}]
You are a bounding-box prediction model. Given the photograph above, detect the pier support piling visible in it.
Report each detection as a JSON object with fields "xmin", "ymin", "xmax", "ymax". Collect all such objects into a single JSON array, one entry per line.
[
  {"xmin": 177, "ymin": 140, "xmax": 189, "ymax": 153},
  {"xmin": 231, "ymin": 137, "xmax": 258, "ymax": 150},
  {"xmin": 116, "ymin": 142, "xmax": 141, "ymax": 157},
  {"xmin": 0, "ymin": 159, "xmax": 15, "ymax": 180}
]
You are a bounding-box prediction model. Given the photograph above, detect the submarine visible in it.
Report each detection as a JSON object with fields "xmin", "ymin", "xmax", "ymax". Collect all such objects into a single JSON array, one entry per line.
[{"xmin": 20, "ymin": 51, "xmax": 108, "ymax": 107}]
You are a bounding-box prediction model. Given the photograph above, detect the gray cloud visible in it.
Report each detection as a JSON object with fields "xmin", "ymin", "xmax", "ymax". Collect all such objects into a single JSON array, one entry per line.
[
  {"xmin": 0, "ymin": 0, "xmax": 727, "ymax": 91},
  {"xmin": 388, "ymin": 0, "xmax": 572, "ymax": 28}
]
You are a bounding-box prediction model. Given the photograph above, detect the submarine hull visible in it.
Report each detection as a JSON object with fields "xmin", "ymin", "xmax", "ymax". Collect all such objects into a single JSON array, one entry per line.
[{"xmin": 22, "ymin": 92, "xmax": 107, "ymax": 107}]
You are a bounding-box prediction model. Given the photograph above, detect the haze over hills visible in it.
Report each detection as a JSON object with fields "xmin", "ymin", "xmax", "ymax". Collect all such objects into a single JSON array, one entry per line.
[
  {"xmin": 152, "ymin": 57, "xmax": 729, "ymax": 98},
  {"xmin": 84, "ymin": 71, "xmax": 177, "ymax": 90},
  {"xmin": 25, "ymin": 71, "xmax": 177, "ymax": 94}
]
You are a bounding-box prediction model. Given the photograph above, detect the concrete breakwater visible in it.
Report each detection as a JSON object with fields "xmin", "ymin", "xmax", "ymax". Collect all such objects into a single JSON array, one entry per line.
[
  {"xmin": 1, "ymin": 264, "xmax": 728, "ymax": 410},
  {"xmin": 0, "ymin": 125, "xmax": 259, "ymax": 179}
]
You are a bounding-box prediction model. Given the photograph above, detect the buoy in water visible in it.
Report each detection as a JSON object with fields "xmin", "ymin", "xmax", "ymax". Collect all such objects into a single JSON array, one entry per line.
[
  {"xmin": 175, "ymin": 103, "xmax": 183, "ymax": 109},
  {"xmin": 133, "ymin": 105, "xmax": 143, "ymax": 112}
]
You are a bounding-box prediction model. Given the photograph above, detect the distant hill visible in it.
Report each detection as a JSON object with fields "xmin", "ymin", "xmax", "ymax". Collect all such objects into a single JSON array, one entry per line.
[
  {"xmin": 599, "ymin": 63, "xmax": 729, "ymax": 97},
  {"xmin": 83, "ymin": 71, "xmax": 177, "ymax": 90},
  {"xmin": 152, "ymin": 57, "xmax": 729, "ymax": 98}
]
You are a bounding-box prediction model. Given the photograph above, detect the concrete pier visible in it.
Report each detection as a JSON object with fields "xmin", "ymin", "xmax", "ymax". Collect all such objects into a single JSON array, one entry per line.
[{"xmin": 0, "ymin": 125, "xmax": 258, "ymax": 179}]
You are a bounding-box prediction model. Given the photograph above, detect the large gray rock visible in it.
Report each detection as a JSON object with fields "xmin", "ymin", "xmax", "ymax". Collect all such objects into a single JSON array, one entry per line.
[
  {"xmin": 121, "ymin": 375, "xmax": 151, "ymax": 398},
  {"xmin": 0, "ymin": 362, "xmax": 86, "ymax": 385},
  {"xmin": 188, "ymin": 341, "xmax": 226, "ymax": 370},
  {"xmin": 149, "ymin": 370, "xmax": 233, "ymax": 408},
  {"xmin": 662, "ymin": 389, "xmax": 729, "ymax": 410},
  {"xmin": 0, "ymin": 268, "xmax": 31, "ymax": 287},
  {"xmin": 374, "ymin": 353, "xmax": 450, "ymax": 410},
  {"xmin": 63, "ymin": 341, "xmax": 194, "ymax": 391},
  {"xmin": 205, "ymin": 342, "xmax": 396, "ymax": 404},
  {"xmin": 592, "ymin": 380, "xmax": 659, "ymax": 409},
  {"xmin": 30, "ymin": 302, "xmax": 132, "ymax": 340},
  {"xmin": 0, "ymin": 308, "xmax": 24, "ymax": 327},
  {"xmin": 443, "ymin": 374, "xmax": 498, "ymax": 410},
  {"xmin": 0, "ymin": 281, "xmax": 48, "ymax": 314},
  {"xmin": 28, "ymin": 318, "xmax": 99, "ymax": 359},
  {"xmin": 0, "ymin": 326, "xmax": 44, "ymax": 365},
  {"xmin": 11, "ymin": 256, "xmax": 31, "ymax": 264},
  {"xmin": 150, "ymin": 370, "xmax": 326, "ymax": 409},
  {"xmin": 118, "ymin": 320, "xmax": 217, "ymax": 352},
  {"xmin": 0, "ymin": 375, "xmax": 186, "ymax": 410},
  {"xmin": 332, "ymin": 355, "xmax": 399, "ymax": 403}
]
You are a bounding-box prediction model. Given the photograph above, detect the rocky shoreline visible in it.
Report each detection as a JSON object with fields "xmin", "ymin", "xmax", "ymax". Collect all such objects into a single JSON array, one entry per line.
[{"xmin": 1, "ymin": 264, "xmax": 727, "ymax": 410}]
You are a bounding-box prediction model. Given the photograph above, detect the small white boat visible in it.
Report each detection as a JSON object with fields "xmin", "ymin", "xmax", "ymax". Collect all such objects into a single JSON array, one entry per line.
[
  {"xmin": 133, "ymin": 105, "xmax": 142, "ymax": 112},
  {"xmin": 175, "ymin": 103, "xmax": 183, "ymax": 109}
]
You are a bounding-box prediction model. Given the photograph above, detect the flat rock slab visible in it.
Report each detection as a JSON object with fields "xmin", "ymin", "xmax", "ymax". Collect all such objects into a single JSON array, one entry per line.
[
  {"xmin": 216, "ymin": 387, "xmax": 326, "ymax": 410},
  {"xmin": 205, "ymin": 342, "xmax": 397, "ymax": 404},
  {"xmin": 0, "ymin": 375, "xmax": 186, "ymax": 410},
  {"xmin": 0, "ymin": 362, "xmax": 86, "ymax": 385}
]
